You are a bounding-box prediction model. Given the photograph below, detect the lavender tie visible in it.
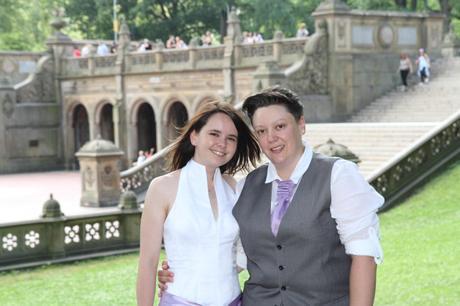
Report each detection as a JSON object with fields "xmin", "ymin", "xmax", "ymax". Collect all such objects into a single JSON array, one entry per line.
[{"xmin": 271, "ymin": 179, "xmax": 296, "ymax": 236}]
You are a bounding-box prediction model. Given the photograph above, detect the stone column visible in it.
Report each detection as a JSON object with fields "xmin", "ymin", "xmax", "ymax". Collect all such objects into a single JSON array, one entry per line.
[
  {"xmin": 113, "ymin": 19, "xmax": 130, "ymax": 168},
  {"xmin": 222, "ymin": 8, "xmax": 242, "ymax": 104},
  {"xmin": 46, "ymin": 8, "xmax": 74, "ymax": 170},
  {"xmin": 313, "ymin": 0, "xmax": 353, "ymax": 121},
  {"xmin": 75, "ymin": 137, "xmax": 124, "ymax": 207}
]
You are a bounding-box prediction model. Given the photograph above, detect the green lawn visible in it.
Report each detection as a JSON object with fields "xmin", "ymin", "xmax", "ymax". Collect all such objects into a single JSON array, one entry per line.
[{"xmin": 1, "ymin": 161, "xmax": 459, "ymax": 305}]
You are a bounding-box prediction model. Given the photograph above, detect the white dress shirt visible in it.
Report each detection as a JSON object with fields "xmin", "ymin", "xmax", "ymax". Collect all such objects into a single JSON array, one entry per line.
[{"xmin": 236, "ymin": 141, "xmax": 384, "ymax": 267}]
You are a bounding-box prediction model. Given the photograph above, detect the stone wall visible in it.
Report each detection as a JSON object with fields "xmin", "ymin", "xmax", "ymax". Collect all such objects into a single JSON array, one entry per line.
[
  {"xmin": 313, "ymin": 0, "xmax": 445, "ymax": 120},
  {"xmin": 0, "ymin": 52, "xmax": 45, "ymax": 85}
]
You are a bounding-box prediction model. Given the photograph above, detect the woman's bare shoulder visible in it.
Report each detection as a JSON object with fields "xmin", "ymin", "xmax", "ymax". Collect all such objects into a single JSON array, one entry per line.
[{"xmin": 145, "ymin": 170, "xmax": 181, "ymax": 203}]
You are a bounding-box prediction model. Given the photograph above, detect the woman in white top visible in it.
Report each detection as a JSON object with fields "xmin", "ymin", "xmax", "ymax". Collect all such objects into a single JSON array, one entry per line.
[
  {"xmin": 136, "ymin": 102, "xmax": 260, "ymax": 306},
  {"xmin": 416, "ymin": 48, "xmax": 430, "ymax": 84}
]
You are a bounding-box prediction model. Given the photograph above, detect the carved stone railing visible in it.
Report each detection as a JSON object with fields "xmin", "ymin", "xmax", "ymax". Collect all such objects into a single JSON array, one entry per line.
[
  {"xmin": 163, "ymin": 49, "xmax": 190, "ymax": 63},
  {"xmin": 197, "ymin": 46, "xmax": 225, "ymax": 61},
  {"xmin": 14, "ymin": 54, "xmax": 56, "ymax": 103},
  {"xmin": 120, "ymin": 145, "xmax": 170, "ymax": 194},
  {"xmin": 129, "ymin": 51, "xmax": 156, "ymax": 66},
  {"xmin": 0, "ymin": 210, "xmax": 140, "ymax": 271},
  {"xmin": 369, "ymin": 110, "xmax": 460, "ymax": 211},
  {"xmin": 59, "ymin": 36, "xmax": 308, "ymax": 78},
  {"xmin": 94, "ymin": 54, "xmax": 117, "ymax": 68},
  {"xmin": 240, "ymin": 42, "xmax": 275, "ymax": 58}
]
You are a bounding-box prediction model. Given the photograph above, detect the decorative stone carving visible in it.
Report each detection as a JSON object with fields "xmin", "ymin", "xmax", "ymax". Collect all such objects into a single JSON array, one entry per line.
[
  {"xmin": 2, "ymin": 93, "xmax": 14, "ymax": 117},
  {"xmin": 286, "ymin": 25, "xmax": 328, "ymax": 95},
  {"xmin": 378, "ymin": 24, "xmax": 394, "ymax": 49},
  {"xmin": 76, "ymin": 137, "xmax": 124, "ymax": 207},
  {"xmin": 2, "ymin": 59, "xmax": 15, "ymax": 73}
]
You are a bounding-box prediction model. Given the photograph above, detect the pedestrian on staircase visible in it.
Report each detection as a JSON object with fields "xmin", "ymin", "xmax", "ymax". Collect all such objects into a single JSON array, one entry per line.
[
  {"xmin": 399, "ymin": 53, "xmax": 413, "ymax": 91},
  {"xmin": 416, "ymin": 48, "xmax": 430, "ymax": 84}
]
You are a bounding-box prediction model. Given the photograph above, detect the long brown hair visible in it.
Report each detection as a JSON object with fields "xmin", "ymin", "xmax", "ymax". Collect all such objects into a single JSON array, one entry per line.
[{"xmin": 167, "ymin": 101, "xmax": 260, "ymax": 175}]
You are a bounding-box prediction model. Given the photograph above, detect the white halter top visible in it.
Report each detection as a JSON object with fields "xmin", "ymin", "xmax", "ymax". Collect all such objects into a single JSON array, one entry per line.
[{"xmin": 163, "ymin": 159, "xmax": 241, "ymax": 305}]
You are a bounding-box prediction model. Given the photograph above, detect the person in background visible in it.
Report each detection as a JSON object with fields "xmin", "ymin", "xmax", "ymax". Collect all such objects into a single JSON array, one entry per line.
[
  {"xmin": 416, "ymin": 48, "xmax": 430, "ymax": 84},
  {"xmin": 136, "ymin": 101, "xmax": 260, "ymax": 306},
  {"xmin": 296, "ymin": 23, "xmax": 309, "ymax": 37},
  {"xmin": 166, "ymin": 35, "xmax": 176, "ymax": 49},
  {"xmin": 73, "ymin": 46, "xmax": 81, "ymax": 58},
  {"xmin": 97, "ymin": 41, "xmax": 110, "ymax": 56},
  {"xmin": 399, "ymin": 53, "xmax": 413, "ymax": 91},
  {"xmin": 175, "ymin": 36, "xmax": 187, "ymax": 49},
  {"xmin": 81, "ymin": 43, "xmax": 91, "ymax": 57},
  {"xmin": 136, "ymin": 150, "xmax": 146, "ymax": 165},
  {"xmin": 201, "ymin": 31, "xmax": 214, "ymax": 46}
]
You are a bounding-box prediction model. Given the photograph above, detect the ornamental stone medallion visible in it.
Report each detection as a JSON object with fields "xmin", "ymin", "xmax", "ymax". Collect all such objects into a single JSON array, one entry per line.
[
  {"xmin": 2, "ymin": 59, "xmax": 15, "ymax": 74},
  {"xmin": 2, "ymin": 93, "xmax": 14, "ymax": 118},
  {"xmin": 378, "ymin": 24, "xmax": 394, "ymax": 49}
]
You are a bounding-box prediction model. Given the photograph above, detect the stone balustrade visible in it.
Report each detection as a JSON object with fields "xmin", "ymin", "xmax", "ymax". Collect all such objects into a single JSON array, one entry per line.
[
  {"xmin": 59, "ymin": 36, "xmax": 308, "ymax": 78},
  {"xmin": 369, "ymin": 110, "xmax": 460, "ymax": 211},
  {"xmin": 0, "ymin": 209, "xmax": 140, "ymax": 271}
]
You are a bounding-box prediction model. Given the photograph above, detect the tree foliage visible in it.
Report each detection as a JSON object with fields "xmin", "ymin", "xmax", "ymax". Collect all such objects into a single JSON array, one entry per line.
[{"xmin": 1, "ymin": 0, "xmax": 459, "ymax": 52}]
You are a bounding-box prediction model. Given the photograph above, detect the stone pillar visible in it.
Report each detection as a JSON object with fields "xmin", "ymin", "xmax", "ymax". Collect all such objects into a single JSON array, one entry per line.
[
  {"xmin": 222, "ymin": 8, "xmax": 241, "ymax": 104},
  {"xmin": 155, "ymin": 41, "xmax": 164, "ymax": 70},
  {"xmin": 46, "ymin": 8, "xmax": 74, "ymax": 170},
  {"xmin": 441, "ymin": 24, "xmax": 460, "ymax": 58},
  {"xmin": 273, "ymin": 31, "xmax": 284, "ymax": 62},
  {"xmin": 0, "ymin": 82, "xmax": 15, "ymax": 166},
  {"xmin": 313, "ymin": 0, "xmax": 353, "ymax": 121},
  {"xmin": 188, "ymin": 38, "xmax": 200, "ymax": 69},
  {"xmin": 75, "ymin": 137, "xmax": 124, "ymax": 207},
  {"xmin": 113, "ymin": 19, "xmax": 130, "ymax": 169}
]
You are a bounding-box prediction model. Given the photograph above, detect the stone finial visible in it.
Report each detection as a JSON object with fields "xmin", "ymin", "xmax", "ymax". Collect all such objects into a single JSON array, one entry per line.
[
  {"xmin": 50, "ymin": 7, "xmax": 67, "ymax": 32},
  {"xmin": 155, "ymin": 39, "xmax": 165, "ymax": 50},
  {"xmin": 189, "ymin": 37, "xmax": 200, "ymax": 48},
  {"xmin": 118, "ymin": 191, "xmax": 139, "ymax": 210},
  {"xmin": 226, "ymin": 7, "xmax": 242, "ymax": 41},
  {"xmin": 41, "ymin": 194, "xmax": 64, "ymax": 218},
  {"xmin": 274, "ymin": 31, "xmax": 284, "ymax": 41},
  {"xmin": 118, "ymin": 17, "xmax": 131, "ymax": 49},
  {"xmin": 314, "ymin": 138, "xmax": 361, "ymax": 164}
]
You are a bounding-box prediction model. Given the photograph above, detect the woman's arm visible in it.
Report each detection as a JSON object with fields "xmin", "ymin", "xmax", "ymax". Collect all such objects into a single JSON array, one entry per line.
[
  {"xmin": 136, "ymin": 178, "xmax": 169, "ymax": 306},
  {"xmin": 349, "ymin": 255, "xmax": 376, "ymax": 306}
]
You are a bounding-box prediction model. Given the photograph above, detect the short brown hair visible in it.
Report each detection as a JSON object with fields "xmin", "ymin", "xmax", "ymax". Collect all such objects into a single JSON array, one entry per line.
[
  {"xmin": 242, "ymin": 87, "xmax": 304, "ymax": 122},
  {"xmin": 167, "ymin": 101, "xmax": 260, "ymax": 175}
]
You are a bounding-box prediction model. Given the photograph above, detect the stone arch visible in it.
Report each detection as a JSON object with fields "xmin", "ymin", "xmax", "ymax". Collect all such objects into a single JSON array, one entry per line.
[
  {"xmin": 163, "ymin": 99, "xmax": 189, "ymax": 144},
  {"xmin": 95, "ymin": 100, "xmax": 115, "ymax": 142},
  {"xmin": 70, "ymin": 103, "xmax": 90, "ymax": 169},
  {"xmin": 136, "ymin": 102, "xmax": 157, "ymax": 154}
]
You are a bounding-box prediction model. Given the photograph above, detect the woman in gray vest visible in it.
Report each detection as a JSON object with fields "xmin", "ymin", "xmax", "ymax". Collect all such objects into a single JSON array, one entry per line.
[
  {"xmin": 159, "ymin": 88, "xmax": 383, "ymax": 306},
  {"xmin": 233, "ymin": 87, "xmax": 383, "ymax": 306}
]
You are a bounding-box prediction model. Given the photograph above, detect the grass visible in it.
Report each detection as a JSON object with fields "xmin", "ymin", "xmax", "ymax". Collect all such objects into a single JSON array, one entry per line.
[{"xmin": 0, "ymin": 160, "xmax": 459, "ymax": 305}]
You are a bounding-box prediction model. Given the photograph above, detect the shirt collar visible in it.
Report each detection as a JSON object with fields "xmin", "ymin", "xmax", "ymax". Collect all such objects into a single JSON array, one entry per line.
[{"xmin": 265, "ymin": 140, "xmax": 313, "ymax": 184}]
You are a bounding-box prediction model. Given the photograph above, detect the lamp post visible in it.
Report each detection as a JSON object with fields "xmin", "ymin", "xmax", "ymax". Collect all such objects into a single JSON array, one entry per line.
[{"xmin": 113, "ymin": 0, "xmax": 118, "ymax": 42}]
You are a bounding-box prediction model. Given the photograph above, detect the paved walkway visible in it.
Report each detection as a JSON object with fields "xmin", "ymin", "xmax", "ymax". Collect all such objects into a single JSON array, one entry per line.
[{"xmin": 0, "ymin": 171, "xmax": 119, "ymax": 224}]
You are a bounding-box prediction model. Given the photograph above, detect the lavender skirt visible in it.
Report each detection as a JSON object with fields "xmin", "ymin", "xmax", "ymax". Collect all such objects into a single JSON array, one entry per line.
[{"xmin": 159, "ymin": 292, "xmax": 242, "ymax": 306}]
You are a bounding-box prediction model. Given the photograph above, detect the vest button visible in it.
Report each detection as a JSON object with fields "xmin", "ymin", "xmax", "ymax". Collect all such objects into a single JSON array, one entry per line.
[
  {"xmin": 278, "ymin": 265, "xmax": 284, "ymax": 270},
  {"xmin": 281, "ymin": 286, "xmax": 286, "ymax": 291},
  {"xmin": 277, "ymin": 244, "xmax": 282, "ymax": 250}
]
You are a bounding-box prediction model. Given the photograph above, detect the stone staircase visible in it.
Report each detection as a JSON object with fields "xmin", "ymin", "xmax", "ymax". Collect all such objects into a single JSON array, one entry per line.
[
  {"xmin": 305, "ymin": 123, "xmax": 436, "ymax": 177},
  {"xmin": 349, "ymin": 57, "xmax": 460, "ymax": 123},
  {"xmin": 306, "ymin": 57, "xmax": 460, "ymax": 178}
]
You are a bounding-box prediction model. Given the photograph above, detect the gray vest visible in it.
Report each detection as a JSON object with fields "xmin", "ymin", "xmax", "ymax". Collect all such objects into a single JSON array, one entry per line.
[{"xmin": 233, "ymin": 154, "xmax": 351, "ymax": 306}]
